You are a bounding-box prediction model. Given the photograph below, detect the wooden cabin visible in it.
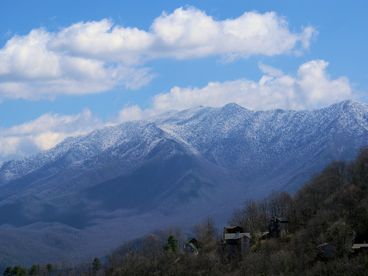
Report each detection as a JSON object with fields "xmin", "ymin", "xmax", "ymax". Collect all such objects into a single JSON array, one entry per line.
[
  {"xmin": 184, "ymin": 238, "xmax": 199, "ymax": 255},
  {"xmin": 352, "ymin": 243, "xmax": 368, "ymax": 254},
  {"xmin": 317, "ymin": 243, "xmax": 336, "ymax": 259},
  {"xmin": 268, "ymin": 217, "xmax": 289, "ymax": 238},
  {"xmin": 222, "ymin": 226, "xmax": 251, "ymax": 259}
]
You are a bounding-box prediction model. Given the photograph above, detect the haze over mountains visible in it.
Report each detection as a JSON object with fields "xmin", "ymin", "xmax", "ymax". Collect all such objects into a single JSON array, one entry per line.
[{"xmin": 0, "ymin": 100, "xmax": 367, "ymax": 265}]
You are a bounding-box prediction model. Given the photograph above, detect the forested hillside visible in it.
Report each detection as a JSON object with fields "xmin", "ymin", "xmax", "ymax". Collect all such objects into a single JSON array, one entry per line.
[{"xmin": 105, "ymin": 147, "xmax": 368, "ymax": 275}]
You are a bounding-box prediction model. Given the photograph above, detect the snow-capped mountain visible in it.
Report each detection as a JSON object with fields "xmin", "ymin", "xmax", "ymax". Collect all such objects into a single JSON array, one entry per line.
[{"xmin": 0, "ymin": 100, "xmax": 367, "ymax": 265}]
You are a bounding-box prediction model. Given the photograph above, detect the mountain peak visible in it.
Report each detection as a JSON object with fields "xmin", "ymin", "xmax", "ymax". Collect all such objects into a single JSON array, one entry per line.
[
  {"xmin": 219, "ymin": 103, "xmax": 253, "ymax": 117},
  {"xmin": 330, "ymin": 100, "xmax": 367, "ymax": 111},
  {"xmin": 221, "ymin": 102, "xmax": 246, "ymax": 111}
]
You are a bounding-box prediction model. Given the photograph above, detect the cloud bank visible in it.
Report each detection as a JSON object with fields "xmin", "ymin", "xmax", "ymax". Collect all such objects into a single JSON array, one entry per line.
[
  {"xmin": 0, "ymin": 110, "xmax": 102, "ymax": 162},
  {"xmin": 0, "ymin": 7, "xmax": 315, "ymax": 99}
]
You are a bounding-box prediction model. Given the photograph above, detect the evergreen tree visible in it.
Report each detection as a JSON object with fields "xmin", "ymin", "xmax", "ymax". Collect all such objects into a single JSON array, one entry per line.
[
  {"xmin": 28, "ymin": 265, "xmax": 39, "ymax": 276},
  {"xmin": 46, "ymin": 263, "xmax": 53, "ymax": 275},
  {"xmin": 92, "ymin": 257, "xmax": 101, "ymax": 273},
  {"xmin": 3, "ymin": 267, "xmax": 12, "ymax": 276},
  {"xmin": 164, "ymin": 235, "xmax": 178, "ymax": 253}
]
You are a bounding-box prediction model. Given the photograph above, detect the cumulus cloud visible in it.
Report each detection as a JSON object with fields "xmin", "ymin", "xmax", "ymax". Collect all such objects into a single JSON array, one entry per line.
[
  {"xmin": 118, "ymin": 60, "xmax": 353, "ymax": 121},
  {"xmin": 0, "ymin": 7, "xmax": 315, "ymax": 99},
  {"xmin": 151, "ymin": 8, "xmax": 314, "ymax": 60},
  {"xmin": 0, "ymin": 29, "xmax": 153, "ymax": 99},
  {"xmin": 0, "ymin": 110, "xmax": 102, "ymax": 162}
]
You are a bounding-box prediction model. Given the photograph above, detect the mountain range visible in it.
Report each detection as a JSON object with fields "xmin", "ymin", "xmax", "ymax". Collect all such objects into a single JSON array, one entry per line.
[{"xmin": 0, "ymin": 100, "xmax": 367, "ymax": 265}]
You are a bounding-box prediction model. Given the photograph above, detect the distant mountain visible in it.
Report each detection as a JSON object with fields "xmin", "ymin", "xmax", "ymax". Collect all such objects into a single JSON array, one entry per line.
[{"xmin": 0, "ymin": 100, "xmax": 367, "ymax": 265}]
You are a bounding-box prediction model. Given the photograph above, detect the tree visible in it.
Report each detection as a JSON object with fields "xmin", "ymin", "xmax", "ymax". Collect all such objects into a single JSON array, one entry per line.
[
  {"xmin": 28, "ymin": 265, "xmax": 39, "ymax": 276},
  {"xmin": 352, "ymin": 148, "xmax": 368, "ymax": 188},
  {"xmin": 5, "ymin": 266, "xmax": 26, "ymax": 276},
  {"xmin": 230, "ymin": 200, "xmax": 268, "ymax": 234},
  {"xmin": 326, "ymin": 221, "xmax": 354, "ymax": 257},
  {"xmin": 267, "ymin": 192, "xmax": 294, "ymax": 218},
  {"xmin": 3, "ymin": 267, "xmax": 12, "ymax": 276},
  {"xmin": 92, "ymin": 257, "xmax": 101, "ymax": 273},
  {"xmin": 164, "ymin": 235, "xmax": 178, "ymax": 253},
  {"xmin": 46, "ymin": 263, "xmax": 53, "ymax": 274},
  {"xmin": 194, "ymin": 217, "xmax": 218, "ymax": 253}
]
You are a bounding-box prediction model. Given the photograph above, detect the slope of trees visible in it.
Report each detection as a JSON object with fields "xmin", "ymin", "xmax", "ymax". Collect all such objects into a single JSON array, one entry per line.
[
  {"xmin": 3, "ymin": 148, "xmax": 368, "ymax": 275},
  {"xmin": 105, "ymin": 148, "xmax": 368, "ymax": 275}
]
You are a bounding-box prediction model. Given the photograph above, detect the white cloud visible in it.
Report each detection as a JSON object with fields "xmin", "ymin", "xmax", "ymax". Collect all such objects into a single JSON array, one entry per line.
[
  {"xmin": 0, "ymin": 110, "xmax": 102, "ymax": 162},
  {"xmin": 118, "ymin": 60, "xmax": 353, "ymax": 121},
  {"xmin": 50, "ymin": 19, "xmax": 154, "ymax": 64},
  {"xmin": 296, "ymin": 60, "xmax": 352, "ymax": 106},
  {"xmin": 0, "ymin": 7, "xmax": 315, "ymax": 99},
  {"xmin": 0, "ymin": 29, "xmax": 152, "ymax": 99},
  {"xmin": 117, "ymin": 105, "xmax": 147, "ymax": 122},
  {"xmin": 151, "ymin": 8, "xmax": 315, "ymax": 59}
]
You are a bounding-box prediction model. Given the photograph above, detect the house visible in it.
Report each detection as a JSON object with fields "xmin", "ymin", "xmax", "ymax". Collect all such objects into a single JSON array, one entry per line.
[
  {"xmin": 184, "ymin": 238, "xmax": 199, "ymax": 255},
  {"xmin": 268, "ymin": 217, "xmax": 289, "ymax": 238},
  {"xmin": 222, "ymin": 226, "xmax": 251, "ymax": 259},
  {"xmin": 259, "ymin": 231, "xmax": 270, "ymax": 240},
  {"xmin": 317, "ymin": 243, "xmax": 336, "ymax": 259},
  {"xmin": 351, "ymin": 243, "xmax": 368, "ymax": 254}
]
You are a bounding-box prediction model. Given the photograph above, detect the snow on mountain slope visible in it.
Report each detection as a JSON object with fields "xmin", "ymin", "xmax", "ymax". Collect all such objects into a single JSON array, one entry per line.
[
  {"xmin": 1, "ymin": 100, "xmax": 367, "ymax": 213},
  {"xmin": 157, "ymin": 101, "xmax": 368, "ymax": 180},
  {"xmin": 0, "ymin": 121, "xmax": 164, "ymax": 183},
  {"xmin": 1, "ymin": 100, "xmax": 367, "ymax": 184}
]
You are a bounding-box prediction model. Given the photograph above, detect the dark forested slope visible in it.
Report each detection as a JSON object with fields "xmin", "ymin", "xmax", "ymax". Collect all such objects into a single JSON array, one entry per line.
[{"xmin": 102, "ymin": 147, "xmax": 368, "ymax": 276}]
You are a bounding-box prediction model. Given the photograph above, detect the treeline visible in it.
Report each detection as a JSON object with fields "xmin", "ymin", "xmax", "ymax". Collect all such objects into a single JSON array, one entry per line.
[
  {"xmin": 3, "ymin": 148, "xmax": 368, "ymax": 275},
  {"xmin": 2, "ymin": 259, "xmax": 102, "ymax": 276}
]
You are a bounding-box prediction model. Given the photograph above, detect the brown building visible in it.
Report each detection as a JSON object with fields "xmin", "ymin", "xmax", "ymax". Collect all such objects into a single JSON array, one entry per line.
[{"xmin": 222, "ymin": 226, "xmax": 251, "ymax": 260}]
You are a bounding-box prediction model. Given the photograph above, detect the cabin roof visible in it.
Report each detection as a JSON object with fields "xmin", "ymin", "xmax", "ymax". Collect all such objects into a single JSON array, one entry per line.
[
  {"xmin": 272, "ymin": 217, "xmax": 289, "ymax": 223},
  {"xmin": 224, "ymin": 232, "xmax": 251, "ymax": 240},
  {"xmin": 224, "ymin": 225, "xmax": 244, "ymax": 233},
  {"xmin": 352, "ymin": 243, "xmax": 368, "ymax": 249}
]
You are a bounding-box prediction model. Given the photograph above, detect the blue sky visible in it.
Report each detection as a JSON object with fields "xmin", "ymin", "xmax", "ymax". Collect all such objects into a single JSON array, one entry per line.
[{"xmin": 0, "ymin": 0, "xmax": 367, "ymax": 161}]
